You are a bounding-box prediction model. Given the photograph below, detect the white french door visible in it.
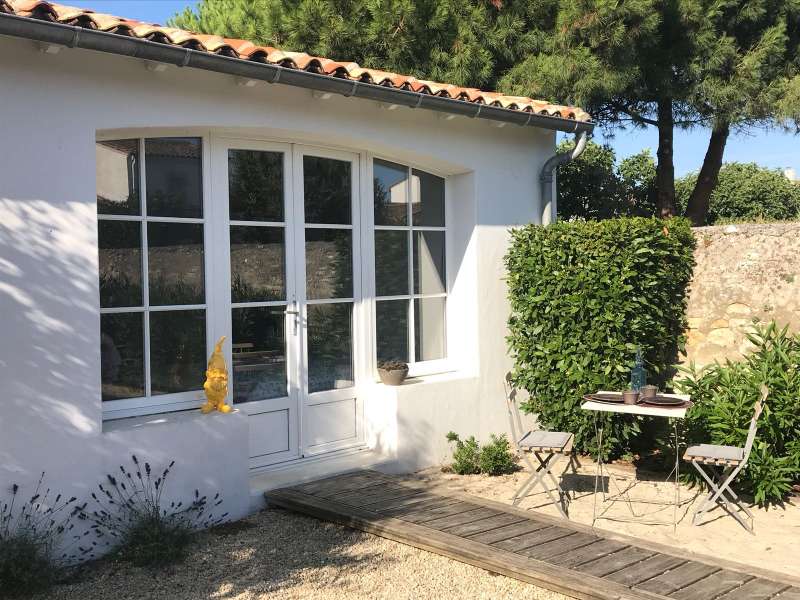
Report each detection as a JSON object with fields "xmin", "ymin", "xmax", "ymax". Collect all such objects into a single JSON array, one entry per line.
[{"xmin": 212, "ymin": 139, "xmax": 363, "ymax": 469}]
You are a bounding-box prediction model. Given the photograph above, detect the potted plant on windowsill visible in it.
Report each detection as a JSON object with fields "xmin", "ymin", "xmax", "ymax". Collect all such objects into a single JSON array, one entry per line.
[{"xmin": 377, "ymin": 360, "xmax": 409, "ymax": 386}]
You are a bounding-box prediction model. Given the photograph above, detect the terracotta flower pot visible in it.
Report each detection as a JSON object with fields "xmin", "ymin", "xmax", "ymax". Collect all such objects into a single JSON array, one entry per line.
[
  {"xmin": 623, "ymin": 390, "xmax": 640, "ymax": 405},
  {"xmin": 378, "ymin": 366, "xmax": 408, "ymax": 386}
]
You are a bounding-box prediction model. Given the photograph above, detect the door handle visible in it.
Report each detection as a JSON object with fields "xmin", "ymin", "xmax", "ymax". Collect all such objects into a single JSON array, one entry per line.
[{"xmin": 285, "ymin": 304, "xmax": 300, "ymax": 335}]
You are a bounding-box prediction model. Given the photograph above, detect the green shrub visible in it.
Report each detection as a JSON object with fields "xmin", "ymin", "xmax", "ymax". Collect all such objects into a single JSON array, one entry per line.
[
  {"xmin": 678, "ymin": 323, "xmax": 800, "ymax": 505},
  {"xmin": 478, "ymin": 434, "xmax": 518, "ymax": 476},
  {"xmin": 0, "ymin": 475, "xmax": 79, "ymax": 597},
  {"xmin": 505, "ymin": 217, "xmax": 696, "ymax": 458},
  {"xmin": 445, "ymin": 432, "xmax": 481, "ymax": 475},
  {"xmin": 77, "ymin": 456, "xmax": 227, "ymax": 567}
]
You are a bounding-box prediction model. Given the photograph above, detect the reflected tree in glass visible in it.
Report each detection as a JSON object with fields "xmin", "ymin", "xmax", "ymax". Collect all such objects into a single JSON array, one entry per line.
[
  {"xmin": 150, "ymin": 310, "xmax": 206, "ymax": 395},
  {"xmin": 307, "ymin": 303, "xmax": 353, "ymax": 392},
  {"xmin": 98, "ymin": 220, "xmax": 142, "ymax": 308},
  {"xmin": 145, "ymin": 138, "xmax": 203, "ymax": 218},
  {"xmin": 101, "ymin": 312, "xmax": 144, "ymax": 400},
  {"xmin": 228, "ymin": 150, "xmax": 283, "ymax": 222}
]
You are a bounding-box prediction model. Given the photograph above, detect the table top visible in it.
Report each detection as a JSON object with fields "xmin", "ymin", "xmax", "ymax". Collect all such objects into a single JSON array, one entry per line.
[{"xmin": 581, "ymin": 391, "xmax": 692, "ymax": 418}]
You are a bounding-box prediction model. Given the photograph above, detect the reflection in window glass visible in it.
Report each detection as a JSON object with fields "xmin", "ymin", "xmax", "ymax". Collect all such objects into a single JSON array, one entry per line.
[
  {"xmin": 98, "ymin": 220, "xmax": 142, "ymax": 308},
  {"xmin": 307, "ymin": 303, "xmax": 354, "ymax": 393},
  {"xmin": 414, "ymin": 297, "xmax": 446, "ymax": 361},
  {"xmin": 145, "ymin": 138, "xmax": 203, "ymax": 218},
  {"xmin": 96, "ymin": 139, "xmax": 139, "ymax": 215},
  {"xmin": 101, "ymin": 312, "xmax": 144, "ymax": 401},
  {"xmin": 305, "ymin": 228, "xmax": 352, "ymax": 300},
  {"xmin": 413, "ymin": 230, "xmax": 446, "ymax": 295},
  {"xmin": 230, "ymin": 226, "xmax": 285, "ymax": 302},
  {"xmin": 373, "ymin": 159, "xmax": 408, "ymax": 226},
  {"xmin": 375, "ymin": 230, "xmax": 409, "ymax": 296},
  {"xmin": 232, "ymin": 307, "xmax": 287, "ymax": 402},
  {"xmin": 228, "ymin": 150, "xmax": 283, "ymax": 222},
  {"xmin": 150, "ymin": 310, "xmax": 206, "ymax": 395},
  {"xmin": 303, "ymin": 156, "xmax": 351, "ymax": 224},
  {"xmin": 411, "ymin": 169, "xmax": 445, "ymax": 226},
  {"xmin": 147, "ymin": 222, "xmax": 205, "ymax": 306},
  {"xmin": 376, "ymin": 300, "xmax": 409, "ymax": 363}
]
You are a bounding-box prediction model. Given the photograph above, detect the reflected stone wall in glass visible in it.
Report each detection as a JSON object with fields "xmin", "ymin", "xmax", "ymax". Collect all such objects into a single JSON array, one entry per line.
[
  {"xmin": 96, "ymin": 139, "xmax": 140, "ymax": 215},
  {"xmin": 376, "ymin": 299, "xmax": 409, "ymax": 363},
  {"xmin": 101, "ymin": 312, "xmax": 144, "ymax": 401},
  {"xmin": 375, "ymin": 230, "xmax": 409, "ymax": 297},
  {"xmin": 373, "ymin": 159, "xmax": 408, "ymax": 226},
  {"xmin": 147, "ymin": 222, "xmax": 205, "ymax": 305},
  {"xmin": 413, "ymin": 230, "xmax": 446, "ymax": 295},
  {"xmin": 230, "ymin": 226, "xmax": 285, "ymax": 302},
  {"xmin": 99, "ymin": 220, "xmax": 142, "ymax": 308},
  {"xmin": 228, "ymin": 150, "xmax": 284, "ymax": 222},
  {"xmin": 145, "ymin": 138, "xmax": 203, "ymax": 218},
  {"xmin": 305, "ymin": 228, "xmax": 353, "ymax": 300},
  {"xmin": 150, "ymin": 309, "xmax": 206, "ymax": 395},
  {"xmin": 307, "ymin": 303, "xmax": 353, "ymax": 392},
  {"xmin": 414, "ymin": 297, "xmax": 446, "ymax": 361},
  {"xmin": 232, "ymin": 306, "xmax": 287, "ymax": 402}
]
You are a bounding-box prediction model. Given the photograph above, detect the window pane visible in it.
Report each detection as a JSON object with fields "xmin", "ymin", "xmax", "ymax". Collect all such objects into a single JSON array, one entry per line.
[
  {"xmin": 230, "ymin": 226, "xmax": 285, "ymax": 303},
  {"xmin": 305, "ymin": 228, "xmax": 352, "ymax": 300},
  {"xmin": 148, "ymin": 222, "xmax": 205, "ymax": 306},
  {"xmin": 99, "ymin": 220, "xmax": 142, "ymax": 308},
  {"xmin": 307, "ymin": 302, "xmax": 353, "ymax": 393},
  {"xmin": 145, "ymin": 138, "xmax": 203, "ymax": 218},
  {"xmin": 150, "ymin": 309, "xmax": 206, "ymax": 395},
  {"xmin": 375, "ymin": 230, "xmax": 409, "ymax": 297},
  {"xmin": 228, "ymin": 150, "xmax": 283, "ymax": 222},
  {"xmin": 374, "ymin": 159, "xmax": 408, "ymax": 226},
  {"xmin": 232, "ymin": 306, "xmax": 287, "ymax": 403},
  {"xmin": 376, "ymin": 299, "xmax": 409, "ymax": 364},
  {"xmin": 303, "ymin": 156, "xmax": 351, "ymax": 224},
  {"xmin": 96, "ymin": 139, "xmax": 140, "ymax": 215},
  {"xmin": 413, "ymin": 230, "xmax": 446, "ymax": 295},
  {"xmin": 415, "ymin": 297, "xmax": 446, "ymax": 361},
  {"xmin": 101, "ymin": 312, "xmax": 144, "ymax": 401},
  {"xmin": 412, "ymin": 169, "xmax": 445, "ymax": 226}
]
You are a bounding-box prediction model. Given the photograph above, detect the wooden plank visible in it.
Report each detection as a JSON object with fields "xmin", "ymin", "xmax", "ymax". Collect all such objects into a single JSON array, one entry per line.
[
  {"xmin": 776, "ymin": 589, "xmax": 800, "ymax": 600},
  {"xmin": 363, "ymin": 491, "xmax": 442, "ymax": 512},
  {"xmin": 444, "ymin": 512, "xmax": 527, "ymax": 537},
  {"xmin": 555, "ymin": 539, "xmax": 630, "ymax": 569},
  {"xmin": 716, "ymin": 579, "xmax": 789, "ymax": 600},
  {"xmin": 381, "ymin": 496, "xmax": 460, "ymax": 518},
  {"xmin": 329, "ymin": 483, "xmax": 421, "ymax": 505},
  {"xmin": 669, "ymin": 569, "xmax": 752, "ymax": 600},
  {"xmin": 423, "ymin": 507, "xmax": 501, "ymax": 531},
  {"xmin": 636, "ymin": 562, "xmax": 720, "ymax": 596},
  {"xmin": 494, "ymin": 526, "xmax": 575, "ymax": 553},
  {"xmin": 401, "ymin": 501, "xmax": 479, "ymax": 524},
  {"xmin": 606, "ymin": 554, "xmax": 687, "ymax": 587},
  {"xmin": 293, "ymin": 471, "xmax": 390, "ymax": 495},
  {"xmin": 578, "ymin": 546, "xmax": 655, "ymax": 578},
  {"xmin": 468, "ymin": 519, "xmax": 551, "ymax": 545},
  {"xmin": 267, "ymin": 487, "xmax": 663, "ymax": 600},
  {"xmin": 523, "ymin": 532, "xmax": 600, "ymax": 561}
]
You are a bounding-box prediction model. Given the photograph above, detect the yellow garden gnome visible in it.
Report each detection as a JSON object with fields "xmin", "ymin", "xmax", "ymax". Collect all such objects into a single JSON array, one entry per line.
[{"xmin": 201, "ymin": 336, "xmax": 232, "ymax": 414}]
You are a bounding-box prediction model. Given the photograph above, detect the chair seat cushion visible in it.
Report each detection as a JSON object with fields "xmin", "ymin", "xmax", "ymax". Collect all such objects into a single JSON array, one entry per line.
[
  {"xmin": 684, "ymin": 444, "xmax": 744, "ymax": 464},
  {"xmin": 519, "ymin": 430, "xmax": 573, "ymax": 450}
]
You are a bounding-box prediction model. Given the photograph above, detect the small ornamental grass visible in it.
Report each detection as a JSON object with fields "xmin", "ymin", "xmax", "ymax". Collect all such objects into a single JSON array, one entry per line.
[
  {"xmin": 0, "ymin": 474, "xmax": 80, "ymax": 598},
  {"xmin": 446, "ymin": 432, "xmax": 518, "ymax": 476},
  {"xmin": 77, "ymin": 456, "xmax": 227, "ymax": 567}
]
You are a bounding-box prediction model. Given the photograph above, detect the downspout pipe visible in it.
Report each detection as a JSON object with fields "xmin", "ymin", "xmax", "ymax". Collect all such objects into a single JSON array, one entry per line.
[{"xmin": 539, "ymin": 130, "xmax": 590, "ymax": 224}]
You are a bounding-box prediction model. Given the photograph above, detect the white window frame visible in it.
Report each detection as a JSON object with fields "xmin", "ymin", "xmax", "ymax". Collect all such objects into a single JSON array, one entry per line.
[
  {"xmin": 368, "ymin": 156, "xmax": 451, "ymax": 379},
  {"xmin": 98, "ymin": 134, "xmax": 214, "ymax": 420}
]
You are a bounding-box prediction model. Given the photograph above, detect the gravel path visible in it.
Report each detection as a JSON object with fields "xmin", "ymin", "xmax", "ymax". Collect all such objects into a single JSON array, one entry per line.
[{"xmin": 41, "ymin": 508, "xmax": 568, "ymax": 600}]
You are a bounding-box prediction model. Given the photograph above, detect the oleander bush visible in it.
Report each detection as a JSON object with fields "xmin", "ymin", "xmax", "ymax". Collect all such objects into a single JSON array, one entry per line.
[
  {"xmin": 505, "ymin": 217, "xmax": 695, "ymax": 459},
  {"xmin": 0, "ymin": 474, "xmax": 80, "ymax": 598},
  {"xmin": 446, "ymin": 432, "xmax": 518, "ymax": 476},
  {"xmin": 76, "ymin": 456, "xmax": 228, "ymax": 567},
  {"xmin": 678, "ymin": 323, "xmax": 800, "ymax": 505},
  {"xmin": 445, "ymin": 432, "xmax": 481, "ymax": 475}
]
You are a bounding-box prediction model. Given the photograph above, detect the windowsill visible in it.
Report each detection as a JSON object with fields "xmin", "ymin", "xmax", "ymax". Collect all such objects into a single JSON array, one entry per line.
[
  {"xmin": 373, "ymin": 369, "xmax": 475, "ymax": 388},
  {"xmin": 102, "ymin": 407, "xmax": 243, "ymax": 434}
]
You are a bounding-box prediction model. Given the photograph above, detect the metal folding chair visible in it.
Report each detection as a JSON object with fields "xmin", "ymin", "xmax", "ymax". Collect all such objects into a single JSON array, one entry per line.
[
  {"xmin": 683, "ymin": 384, "xmax": 768, "ymax": 533},
  {"xmin": 504, "ymin": 373, "xmax": 579, "ymax": 518}
]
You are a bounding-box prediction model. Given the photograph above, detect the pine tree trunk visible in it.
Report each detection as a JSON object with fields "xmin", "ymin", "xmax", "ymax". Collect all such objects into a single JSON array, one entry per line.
[
  {"xmin": 655, "ymin": 98, "xmax": 677, "ymax": 217},
  {"xmin": 685, "ymin": 122, "xmax": 730, "ymax": 226}
]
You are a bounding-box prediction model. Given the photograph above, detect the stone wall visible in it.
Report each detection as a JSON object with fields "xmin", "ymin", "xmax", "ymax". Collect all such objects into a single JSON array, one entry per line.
[{"xmin": 684, "ymin": 223, "xmax": 800, "ymax": 367}]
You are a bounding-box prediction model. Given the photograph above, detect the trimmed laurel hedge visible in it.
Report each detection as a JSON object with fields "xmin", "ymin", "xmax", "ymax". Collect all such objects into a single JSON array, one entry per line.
[{"xmin": 505, "ymin": 217, "xmax": 696, "ymax": 457}]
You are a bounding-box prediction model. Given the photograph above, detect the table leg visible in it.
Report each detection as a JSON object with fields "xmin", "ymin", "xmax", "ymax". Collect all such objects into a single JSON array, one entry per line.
[
  {"xmin": 592, "ymin": 411, "xmax": 603, "ymax": 526},
  {"xmin": 673, "ymin": 418, "xmax": 680, "ymax": 531}
]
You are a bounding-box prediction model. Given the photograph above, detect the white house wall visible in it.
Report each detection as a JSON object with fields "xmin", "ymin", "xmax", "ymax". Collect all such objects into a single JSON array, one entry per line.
[{"xmin": 0, "ymin": 35, "xmax": 554, "ymax": 518}]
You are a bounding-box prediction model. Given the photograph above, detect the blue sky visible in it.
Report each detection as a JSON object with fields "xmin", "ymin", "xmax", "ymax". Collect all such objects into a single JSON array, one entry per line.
[{"xmin": 70, "ymin": 0, "xmax": 799, "ymax": 177}]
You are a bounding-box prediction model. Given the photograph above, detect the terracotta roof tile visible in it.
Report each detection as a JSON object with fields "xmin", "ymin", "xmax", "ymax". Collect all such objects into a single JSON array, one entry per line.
[{"xmin": 1, "ymin": 0, "xmax": 591, "ymax": 123}]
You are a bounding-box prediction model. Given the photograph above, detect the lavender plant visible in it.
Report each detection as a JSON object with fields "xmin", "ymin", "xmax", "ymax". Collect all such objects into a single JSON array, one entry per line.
[
  {"xmin": 0, "ymin": 473, "xmax": 80, "ymax": 597},
  {"xmin": 76, "ymin": 455, "xmax": 227, "ymax": 567}
]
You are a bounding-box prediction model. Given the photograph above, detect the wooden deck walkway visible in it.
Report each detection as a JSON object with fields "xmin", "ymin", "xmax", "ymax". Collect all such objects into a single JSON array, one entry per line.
[{"xmin": 266, "ymin": 470, "xmax": 800, "ymax": 600}]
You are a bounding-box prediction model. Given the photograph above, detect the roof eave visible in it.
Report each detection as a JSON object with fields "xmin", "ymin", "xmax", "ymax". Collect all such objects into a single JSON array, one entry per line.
[{"xmin": 0, "ymin": 12, "xmax": 594, "ymax": 134}]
